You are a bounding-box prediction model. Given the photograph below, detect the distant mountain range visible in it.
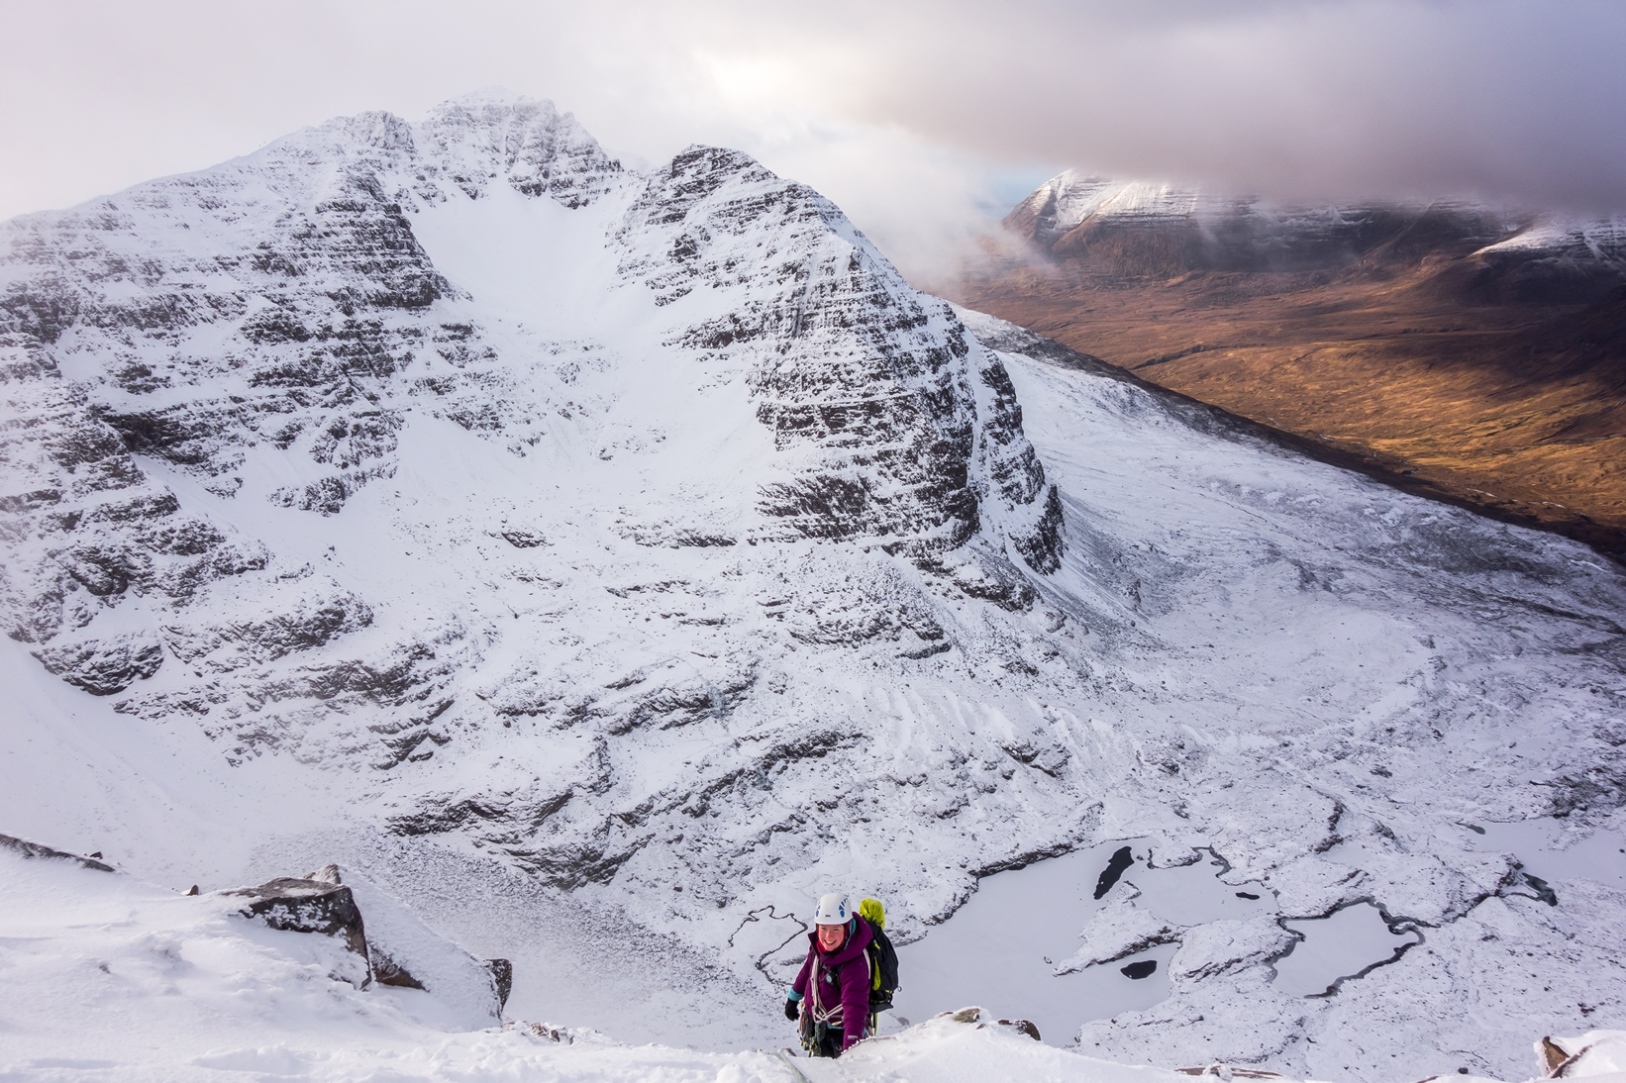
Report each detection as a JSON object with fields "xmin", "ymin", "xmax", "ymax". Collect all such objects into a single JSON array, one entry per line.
[
  {"xmin": 955, "ymin": 170, "xmax": 1626, "ymax": 557},
  {"xmin": 1009, "ymin": 170, "xmax": 1626, "ymax": 297}
]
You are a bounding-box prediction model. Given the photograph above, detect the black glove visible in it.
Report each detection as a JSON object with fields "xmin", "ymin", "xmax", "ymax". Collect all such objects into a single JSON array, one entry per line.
[{"xmin": 784, "ymin": 998, "xmax": 800, "ymax": 1021}]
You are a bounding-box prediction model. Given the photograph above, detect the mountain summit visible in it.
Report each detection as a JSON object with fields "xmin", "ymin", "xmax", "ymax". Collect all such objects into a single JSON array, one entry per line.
[{"xmin": 0, "ymin": 90, "xmax": 1061, "ymax": 712}]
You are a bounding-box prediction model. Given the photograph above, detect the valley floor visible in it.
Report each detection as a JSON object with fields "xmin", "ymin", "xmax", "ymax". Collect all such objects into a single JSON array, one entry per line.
[{"xmin": 953, "ymin": 259, "xmax": 1626, "ymax": 559}]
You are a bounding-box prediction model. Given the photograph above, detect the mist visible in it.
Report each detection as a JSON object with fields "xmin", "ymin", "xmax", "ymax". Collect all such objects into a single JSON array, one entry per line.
[{"xmin": 2, "ymin": 0, "xmax": 1623, "ymax": 283}]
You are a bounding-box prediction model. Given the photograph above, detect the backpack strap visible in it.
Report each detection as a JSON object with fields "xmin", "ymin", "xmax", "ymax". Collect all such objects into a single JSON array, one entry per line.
[{"xmin": 808, "ymin": 933, "xmax": 870, "ymax": 1031}]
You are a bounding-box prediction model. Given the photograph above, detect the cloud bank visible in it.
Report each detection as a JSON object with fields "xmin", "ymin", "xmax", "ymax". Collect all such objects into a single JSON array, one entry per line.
[{"xmin": 2, "ymin": 0, "xmax": 1623, "ymax": 281}]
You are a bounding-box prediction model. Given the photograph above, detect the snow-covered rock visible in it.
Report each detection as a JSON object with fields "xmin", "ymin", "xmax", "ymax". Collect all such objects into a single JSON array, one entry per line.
[
  {"xmin": 1167, "ymin": 917, "xmax": 1294, "ymax": 984},
  {"xmin": 0, "ymin": 837, "xmax": 504, "ymax": 1073},
  {"xmin": 1056, "ymin": 885, "xmax": 1182, "ymax": 974}
]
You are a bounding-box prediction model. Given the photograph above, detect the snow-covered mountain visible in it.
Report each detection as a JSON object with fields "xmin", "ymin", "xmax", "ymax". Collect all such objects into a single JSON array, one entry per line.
[
  {"xmin": 1008, "ymin": 169, "xmax": 1626, "ymax": 293},
  {"xmin": 3, "ymin": 92, "xmax": 1625, "ymax": 1079}
]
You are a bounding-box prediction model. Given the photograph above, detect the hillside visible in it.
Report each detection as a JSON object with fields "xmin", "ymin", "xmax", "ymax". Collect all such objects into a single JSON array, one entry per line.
[{"xmin": 953, "ymin": 172, "xmax": 1626, "ymax": 557}]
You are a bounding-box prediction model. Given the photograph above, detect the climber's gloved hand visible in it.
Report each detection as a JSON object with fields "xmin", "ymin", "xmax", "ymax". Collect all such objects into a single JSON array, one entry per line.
[{"xmin": 784, "ymin": 998, "xmax": 800, "ymax": 1021}]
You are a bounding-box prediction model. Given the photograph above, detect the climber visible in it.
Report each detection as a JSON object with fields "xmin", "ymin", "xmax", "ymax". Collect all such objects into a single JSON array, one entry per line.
[{"xmin": 784, "ymin": 892, "xmax": 875, "ymax": 1057}]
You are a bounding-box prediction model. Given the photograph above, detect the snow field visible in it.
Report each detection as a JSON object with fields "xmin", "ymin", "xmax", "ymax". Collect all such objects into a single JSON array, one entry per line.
[{"xmin": 5, "ymin": 844, "xmax": 1624, "ymax": 1083}]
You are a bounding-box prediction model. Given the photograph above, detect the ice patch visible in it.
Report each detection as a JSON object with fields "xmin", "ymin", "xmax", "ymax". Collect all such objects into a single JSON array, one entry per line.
[
  {"xmin": 1272, "ymin": 902, "xmax": 1420, "ymax": 997},
  {"xmin": 891, "ymin": 841, "xmax": 1275, "ymax": 1045},
  {"xmin": 1467, "ymin": 818, "xmax": 1626, "ymax": 894}
]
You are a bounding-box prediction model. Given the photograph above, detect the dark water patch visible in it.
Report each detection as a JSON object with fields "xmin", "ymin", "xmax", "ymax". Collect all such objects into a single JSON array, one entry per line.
[
  {"xmin": 1120, "ymin": 959, "xmax": 1157, "ymax": 980},
  {"xmin": 1094, "ymin": 845, "xmax": 1134, "ymax": 899}
]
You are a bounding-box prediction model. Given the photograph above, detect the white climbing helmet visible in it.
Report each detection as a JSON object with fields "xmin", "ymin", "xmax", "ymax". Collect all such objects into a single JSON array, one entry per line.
[{"xmin": 813, "ymin": 892, "xmax": 852, "ymax": 926}]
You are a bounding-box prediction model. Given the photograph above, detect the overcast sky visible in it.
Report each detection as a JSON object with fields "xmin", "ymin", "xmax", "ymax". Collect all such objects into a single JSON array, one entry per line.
[{"xmin": 3, "ymin": 0, "xmax": 1625, "ymax": 281}]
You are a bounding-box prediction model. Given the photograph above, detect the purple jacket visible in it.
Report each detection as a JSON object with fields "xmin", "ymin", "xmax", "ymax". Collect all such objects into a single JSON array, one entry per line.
[{"xmin": 791, "ymin": 917, "xmax": 874, "ymax": 1050}]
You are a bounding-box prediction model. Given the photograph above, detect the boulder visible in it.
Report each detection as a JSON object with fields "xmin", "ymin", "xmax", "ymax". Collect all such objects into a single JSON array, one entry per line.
[
  {"xmin": 219, "ymin": 864, "xmax": 508, "ymax": 1023},
  {"xmin": 226, "ymin": 876, "xmax": 371, "ymax": 980}
]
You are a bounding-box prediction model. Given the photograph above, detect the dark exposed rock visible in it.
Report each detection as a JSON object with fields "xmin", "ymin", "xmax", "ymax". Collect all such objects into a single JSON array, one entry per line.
[
  {"xmin": 33, "ymin": 631, "xmax": 164, "ymax": 695},
  {"xmin": 672, "ymin": 530, "xmax": 736, "ymax": 548},
  {"xmin": 161, "ymin": 591, "xmax": 373, "ymax": 667},
  {"xmin": 1002, "ymin": 739, "xmax": 1071, "ymax": 778},
  {"xmin": 485, "ymin": 958, "xmax": 513, "ymax": 1009},
  {"xmin": 1541, "ymin": 761, "xmax": 1626, "ymax": 816},
  {"xmin": 242, "ymin": 307, "xmax": 314, "ymax": 345},
  {"xmin": 227, "ymin": 876, "xmax": 371, "ymax": 977},
  {"xmin": 527, "ymin": 1022, "xmax": 576, "ymax": 1043},
  {"xmin": 509, "ymin": 839, "xmax": 641, "ymax": 890},
  {"xmin": 1013, "ymin": 487, "xmax": 1066, "ymax": 574},
  {"xmin": 602, "ymin": 665, "xmax": 758, "ymax": 736},
  {"xmin": 997, "ymin": 1018, "xmax": 1042, "ymax": 1041},
  {"xmin": 389, "ymin": 794, "xmax": 544, "ymax": 837},
  {"xmin": 384, "ymin": 785, "xmax": 637, "ymax": 888},
  {"xmin": 371, "ymin": 948, "xmax": 426, "ymax": 990},
  {"xmin": 269, "ymin": 476, "xmax": 358, "ymax": 516},
  {"xmin": 1516, "ymin": 871, "xmax": 1560, "ymax": 907},
  {"xmin": 500, "ymin": 529, "xmax": 547, "ymax": 548}
]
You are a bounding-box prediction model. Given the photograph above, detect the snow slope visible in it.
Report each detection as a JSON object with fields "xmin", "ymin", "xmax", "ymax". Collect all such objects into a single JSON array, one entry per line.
[
  {"xmin": 3, "ymin": 93, "xmax": 1626, "ymax": 1079},
  {"xmin": 7, "ymin": 840, "xmax": 1623, "ymax": 1083}
]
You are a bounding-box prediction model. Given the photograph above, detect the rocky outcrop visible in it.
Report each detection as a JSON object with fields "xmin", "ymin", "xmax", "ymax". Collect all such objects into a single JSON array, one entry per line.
[
  {"xmin": 0, "ymin": 833, "xmax": 115, "ymax": 872},
  {"xmin": 485, "ymin": 958, "xmax": 514, "ymax": 1010},
  {"xmin": 228, "ymin": 875, "xmax": 372, "ymax": 971},
  {"xmin": 224, "ymin": 863, "xmax": 508, "ymax": 1019}
]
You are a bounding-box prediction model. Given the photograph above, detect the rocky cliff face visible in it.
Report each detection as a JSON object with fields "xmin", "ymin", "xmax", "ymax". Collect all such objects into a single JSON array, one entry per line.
[
  {"xmin": 615, "ymin": 144, "xmax": 1061, "ymax": 570},
  {"xmin": 0, "ymin": 90, "xmax": 1063, "ymax": 841}
]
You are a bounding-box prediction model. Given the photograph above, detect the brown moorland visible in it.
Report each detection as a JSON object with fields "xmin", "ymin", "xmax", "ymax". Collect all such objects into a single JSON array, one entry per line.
[{"xmin": 951, "ymin": 182, "xmax": 1626, "ymax": 559}]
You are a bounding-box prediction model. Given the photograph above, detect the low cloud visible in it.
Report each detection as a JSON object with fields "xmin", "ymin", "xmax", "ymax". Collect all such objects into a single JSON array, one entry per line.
[{"xmin": 2, "ymin": 0, "xmax": 1622, "ymax": 282}]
